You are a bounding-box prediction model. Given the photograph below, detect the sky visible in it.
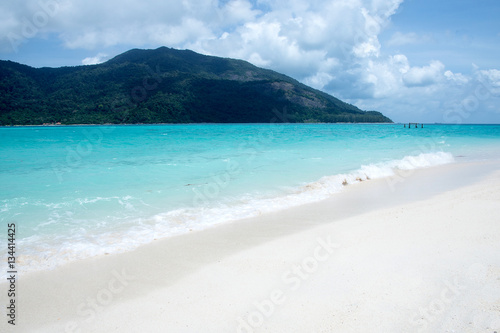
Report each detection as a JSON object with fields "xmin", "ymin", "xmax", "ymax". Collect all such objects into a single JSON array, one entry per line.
[{"xmin": 1, "ymin": 0, "xmax": 499, "ymax": 123}]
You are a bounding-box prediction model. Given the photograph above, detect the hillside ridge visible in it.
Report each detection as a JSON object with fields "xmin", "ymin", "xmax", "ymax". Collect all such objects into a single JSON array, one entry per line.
[{"xmin": 0, "ymin": 47, "xmax": 392, "ymax": 125}]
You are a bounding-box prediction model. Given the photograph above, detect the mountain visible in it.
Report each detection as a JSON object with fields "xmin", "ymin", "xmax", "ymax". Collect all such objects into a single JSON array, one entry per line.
[{"xmin": 0, "ymin": 47, "xmax": 392, "ymax": 125}]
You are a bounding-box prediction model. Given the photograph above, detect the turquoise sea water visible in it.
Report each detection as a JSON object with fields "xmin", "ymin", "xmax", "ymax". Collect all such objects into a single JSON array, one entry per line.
[{"xmin": 1, "ymin": 124, "xmax": 500, "ymax": 274}]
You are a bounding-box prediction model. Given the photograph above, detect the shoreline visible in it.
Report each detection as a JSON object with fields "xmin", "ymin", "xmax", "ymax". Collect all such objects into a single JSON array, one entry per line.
[
  {"xmin": 2, "ymin": 123, "xmax": 499, "ymax": 127},
  {"xmin": 7, "ymin": 150, "xmax": 458, "ymax": 278},
  {"xmin": 0, "ymin": 122, "xmax": 399, "ymax": 127},
  {"xmin": 2, "ymin": 159, "xmax": 500, "ymax": 332}
]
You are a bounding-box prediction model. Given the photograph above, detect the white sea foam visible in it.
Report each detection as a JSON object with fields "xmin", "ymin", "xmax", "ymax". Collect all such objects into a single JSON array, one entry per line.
[
  {"xmin": 7, "ymin": 151, "xmax": 455, "ymax": 278},
  {"xmin": 146, "ymin": 151, "xmax": 455, "ymax": 232}
]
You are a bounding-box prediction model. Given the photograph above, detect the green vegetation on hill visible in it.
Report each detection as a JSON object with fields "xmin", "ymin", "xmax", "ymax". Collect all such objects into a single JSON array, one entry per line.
[{"xmin": 0, "ymin": 47, "xmax": 392, "ymax": 125}]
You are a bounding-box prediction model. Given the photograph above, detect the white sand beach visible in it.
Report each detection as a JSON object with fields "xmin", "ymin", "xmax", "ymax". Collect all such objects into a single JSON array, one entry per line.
[{"xmin": 3, "ymin": 160, "xmax": 500, "ymax": 333}]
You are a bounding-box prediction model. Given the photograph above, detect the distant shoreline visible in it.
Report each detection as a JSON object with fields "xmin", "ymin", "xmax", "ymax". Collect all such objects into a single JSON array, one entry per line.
[
  {"xmin": 2, "ymin": 122, "xmax": 499, "ymax": 127},
  {"xmin": 3, "ymin": 122, "xmax": 396, "ymax": 127}
]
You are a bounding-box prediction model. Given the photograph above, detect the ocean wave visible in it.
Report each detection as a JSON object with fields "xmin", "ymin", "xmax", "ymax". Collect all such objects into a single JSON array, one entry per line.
[
  {"xmin": 5, "ymin": 151, "xmax": 454, "ymax": 278},
  {"xmin": 148, "ymin": 152, "xmax": 455, "ymax": 230}
]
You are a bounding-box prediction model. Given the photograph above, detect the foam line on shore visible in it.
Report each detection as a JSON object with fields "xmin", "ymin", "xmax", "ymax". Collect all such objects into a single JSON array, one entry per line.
[
  {"xmin": 3, "ymin": 159, "xmax": 500, "ymax": 333},
  {"xmin": 12, "ymin": 151, "xmax": 455, "ymax": 277}
]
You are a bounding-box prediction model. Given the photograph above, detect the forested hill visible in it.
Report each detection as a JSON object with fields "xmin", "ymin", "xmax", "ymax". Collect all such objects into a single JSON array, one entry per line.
[{"xmin": 0, "ymin": 47, "xmax": 392, "ymax": 125}]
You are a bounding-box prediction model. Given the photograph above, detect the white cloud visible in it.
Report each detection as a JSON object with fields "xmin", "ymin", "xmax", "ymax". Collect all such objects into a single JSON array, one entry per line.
[
  {"xmin": 444, "ymin": 70, "xmax": 468, "ymax": 85},
  {"xmin": 360, "ymin": 55, "xmax": 409, "ymax": 98},
  {"xmin": 219, "ymin": 0, "xmax": 262, "ymax": 25},
  {"xmin": 354, "ymin": 63, "xmax": 500, "ymax": 123},
  {"xmin": 387, "ymin": 31, "xmax": 432, "ymax": 46},
  {"xmin": 475, "ymin": 68, "xmax": 500, "ymax": 96},
  {"xmin": 303, "ymin": 72, "xmax": 335, "ymax": 90},
  {"xmin": 2, "ymin": 0, "xmax": 500, "ymax": 123},
  {"xmin": 0, "ymin": 0, "xmax": 402, "ymax": 76},
  {"xmin": 81, "ymin": 52, "xmax": 108, "ymax": 65},
  {"xmin": 477, "ymin": 68, "xmax": 500, "ymax": 86},
  {"xmin": 402, "ymin": 61, "xmax": 445, "ymax": 87}
]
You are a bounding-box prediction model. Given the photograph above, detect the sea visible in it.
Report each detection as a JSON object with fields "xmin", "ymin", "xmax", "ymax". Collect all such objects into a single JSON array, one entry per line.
[{"xmin": 1, "ymin": 123, "xmax": 500, "ymax": 276}]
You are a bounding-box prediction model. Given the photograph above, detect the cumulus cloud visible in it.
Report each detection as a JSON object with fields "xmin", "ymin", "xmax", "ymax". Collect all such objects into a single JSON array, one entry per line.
[
  {"xmin": 0, "ymin": 0, "xmax": 61, "ymax": 52},
  {"xmin": 303, "ymin": 72, "xmax": 336, "ymax": 90},
  {"xmin": 218, "ymin": 0, "xmax": 262, "ymax": 25},
  {"xmin": 81, "ymin": 52, "xmax": 108, "ymax": 65},
  {"xmin": 402, "ymin": 60, "xmax": 445, "ymax": 87},
  {"xmin": 1, "ymin": 0, "xmax": 500, "ymax": 122},
  {"xmin": 444, "ymin": 70, "xmax": 469, "ymax": 85},
  {"xmin": 0, "ymin": 0, "xmax": 403, "ymax": 80},
  {"xmin": 477, "ymin": 68, "xmax": 500, "ymax": 86},
  {"xmin": 475, "ymin": 68, "xmax": 500, "ymax": 96}
]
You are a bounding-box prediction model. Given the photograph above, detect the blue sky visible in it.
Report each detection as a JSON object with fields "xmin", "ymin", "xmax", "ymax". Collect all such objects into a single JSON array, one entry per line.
[
  {"xmin": 381, "ymin": 0, "xmax": 500, "ymax": 71},
  {"xmin": 1, "ymin": 0, "xmax": 499, "ymax": 123}
]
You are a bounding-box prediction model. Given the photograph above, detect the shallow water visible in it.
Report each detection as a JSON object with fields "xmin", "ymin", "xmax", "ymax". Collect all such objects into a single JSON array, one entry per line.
[{"xmin": 1, "ymin": 123, "xmax": 499, "ymax": 274}]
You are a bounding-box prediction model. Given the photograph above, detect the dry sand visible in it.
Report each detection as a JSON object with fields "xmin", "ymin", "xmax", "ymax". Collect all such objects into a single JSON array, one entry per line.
[{"xmin": 2, "ymin": 160, "xmax": 500, "ymax": 333}]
